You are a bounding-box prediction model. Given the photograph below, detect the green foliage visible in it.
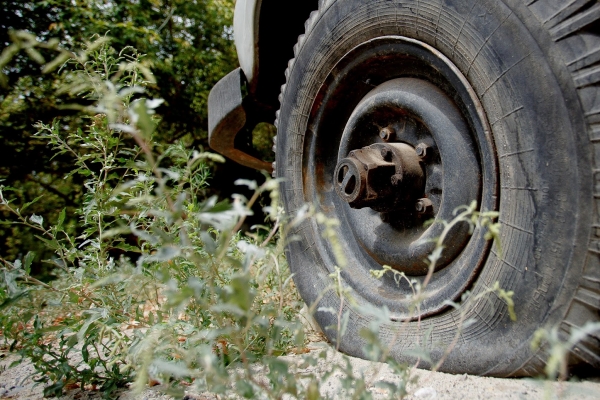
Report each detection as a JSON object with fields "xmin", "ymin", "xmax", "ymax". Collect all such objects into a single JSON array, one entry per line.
[
  {"xmin": 0, "ymin": 0, "xmax": 242, "ymax": 278},
  {"xmin": 1, "ymin": 0, "xmax": 237, "ymax": 141},
  {"xmin": 0, "ymin": 38, "xmax": 304, "ymax": 398}
]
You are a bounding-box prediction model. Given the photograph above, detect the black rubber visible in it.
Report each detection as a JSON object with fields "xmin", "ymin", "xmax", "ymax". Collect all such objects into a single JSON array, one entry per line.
[{"xmin": 275, "ymin": 0, "xmax": 600, "ymax": 376}]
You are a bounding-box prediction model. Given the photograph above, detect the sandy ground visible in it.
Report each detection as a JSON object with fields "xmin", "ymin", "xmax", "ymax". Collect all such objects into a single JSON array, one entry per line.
[{"xmin": 1, "ymin": 342, "xmax": 599, "ymax": 400}]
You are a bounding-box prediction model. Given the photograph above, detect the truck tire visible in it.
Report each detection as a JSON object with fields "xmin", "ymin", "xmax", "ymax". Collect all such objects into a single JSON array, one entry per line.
[{"xmin": 275, "ymin": 0, "xmax": 600, "ymax": 376}]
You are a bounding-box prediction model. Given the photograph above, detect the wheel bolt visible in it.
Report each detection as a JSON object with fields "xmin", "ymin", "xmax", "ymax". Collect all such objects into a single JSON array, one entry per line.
[
  {"xmin": 391, "ymin": 173, "xmax": 403, "ymax": 186},
  {"xmin": 415, "ymin": 198, "xmax": 433, "ymax": 215},
  {"xmin": 379, "ymin": 127, "xmax": 395, "ymax": 141},
  {"xmin": 415, "ymin": 143, "xmax": 430, "ymax": 159}
]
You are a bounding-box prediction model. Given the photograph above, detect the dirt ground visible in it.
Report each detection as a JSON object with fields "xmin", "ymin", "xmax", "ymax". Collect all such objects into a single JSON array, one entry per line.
[{"xmin": 2, "ymin": 342, "xmax": 600, "ymax": 400}]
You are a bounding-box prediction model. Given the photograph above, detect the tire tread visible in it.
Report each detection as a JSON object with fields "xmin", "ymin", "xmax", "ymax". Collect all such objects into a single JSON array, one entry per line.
[{"xmin": 529, "ymin": 0, "xmax": 600, "ymax": 372}]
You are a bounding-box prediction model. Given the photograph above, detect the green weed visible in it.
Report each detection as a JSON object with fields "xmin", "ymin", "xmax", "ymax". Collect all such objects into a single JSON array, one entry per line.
[{"xmin": 0, "ymin": 36, "xmax": 304, "ymax": 398}]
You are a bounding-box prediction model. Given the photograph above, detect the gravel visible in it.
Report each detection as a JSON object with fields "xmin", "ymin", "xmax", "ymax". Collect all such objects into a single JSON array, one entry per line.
[{"xmin": 1, "ymin": 343, "xmax": 599, "ymax": 399}]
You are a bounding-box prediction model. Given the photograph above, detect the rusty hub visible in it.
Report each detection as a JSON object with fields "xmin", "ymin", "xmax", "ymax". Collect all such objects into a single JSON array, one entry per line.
[
  {"xmin": 333, "ymin": 77, "xmax": 481, "ymax": 275},
  {"xmin": 334, "ymin": 143, "xmax": 424, "ymax": 212}
]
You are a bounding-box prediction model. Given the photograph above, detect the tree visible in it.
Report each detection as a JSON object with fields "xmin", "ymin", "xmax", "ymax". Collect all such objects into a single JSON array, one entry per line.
[{"xmin": 0, "ymin": 0, "xmax": 245, "ymax": 276}]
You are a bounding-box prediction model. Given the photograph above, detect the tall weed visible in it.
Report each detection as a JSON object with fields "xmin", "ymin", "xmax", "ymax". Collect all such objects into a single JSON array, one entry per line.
[{"xmin": 0, "ymin": 37, "xmax": 304, "ymax": 398}]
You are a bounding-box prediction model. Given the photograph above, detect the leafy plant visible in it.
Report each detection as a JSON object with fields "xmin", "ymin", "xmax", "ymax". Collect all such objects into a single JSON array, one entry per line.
[
  {"xmin": 0, "ymin": 36, "xmax": 304, "ymax": 398},
  {"xmin": 0, "ymin": 0, "xmax": 244, "ymax": 280}
]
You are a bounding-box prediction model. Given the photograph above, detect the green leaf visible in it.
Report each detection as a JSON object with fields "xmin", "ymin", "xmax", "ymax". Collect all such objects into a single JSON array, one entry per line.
[
  {"xmin": 25, "ymin": 47, "xmax": 46, "ymax": 64},
  {"xmin": 56, "ymin": 208, "xmax": 66, "ymax": 231},
  {"xmin": 23, "ymin": 251, "xmax": 35, "ymax": 275},
  {"xmin": 41, "ymin": 51, "xmax": 73, "ymax": 74},
  {"xmin": 44, "ymin": 381, "xmax": 65, "ymax": 397},
  {"xmin": 35, "ymin": 236, "xmax": 59, "ymax": 251},
  {"xmin": 317, "ymin": 307, "xmax": 336, "ymax": 316},
  {"xmin": 236, "ymin": 380, "xmax": 255, "ymax": 398},
  {"xmin": 164, "ymin": 387, "xmax": 185, "ymax": 398},
  {"xmin": 77, "ymin": 311, "xmax": 103, "ymax": 342},
  {"xmin": 203, "ymin": 197, "xmax": 231, "ymax": 213},
  {"xmin": 235, "ymin": 179, "xmax": 257, "ymax": 190},
  {"xmin": 68, "ymin": 291, "xmax": 79, "ymax": 304},
  {"xmin": 29, "ymin": 214, "xmax": 43, "ymax": 227},
  {"xmin": 403, "ymin": 347, "xmax": 432, "ymax": 365},
  {"xmin": 90, "ymin": 274, "xmax": 127, "ymax": 289},
  {"xmin": 339, "ymin": 310, "xmax": 350, "ymax": 338},
  {"xmin": 228, "ymin": 274, "xmax": 255, "ymax": 312},
  {"xmin": 21, "ymin": 195, "xmax": 44, "ymax": 214},
  {"xmin": 306, "ymin": 380, "xmax": 320, "ymax": 400},
  {"xmin": 201, "ymin": 231, "xmax": 217, "ymax": 255},
  {"xmin": 267, "ymin": 358, "xmax": 289, "ymax": 376},
  {"xmin": 82, "ymin": 345, "xmax": 89, "ymax": 362},
  {"xmin": 148, "ymin": 245, "xmax": 180, "ymax": 262},
  {"xmin": 151, "ymin": 359, "xmax": 191, "ymax": 378},
  {"xmin": 85, "ymin": 36, "xmax": 111, "ymax": 53},
  {"xmin": 0, "ymin": 290, "xmax": 29, "ymax": 310},
  {"xmin": 199, "ymin": 152, "xmax": 226, "ymax": 163},
  {"xmin": 0, "ymin": 44, "xmax": 19, "ymax": 70},
  {"xmin": 131, "ymin": 99, "xmax": 156, "ymax": 139},
  {"xmin": 210, "ymin": 303, "xmax": 246, "ymax": 317},
  {"xmin": 100, "ymin": 226, "xmax": 132, "ymax": 240}
]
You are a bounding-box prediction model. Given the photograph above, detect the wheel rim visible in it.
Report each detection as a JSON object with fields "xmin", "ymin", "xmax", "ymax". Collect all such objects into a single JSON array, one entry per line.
[
  {"xmin": 304, "ymin": 36, "xmax": 498, "ymax": 319},
  {"xmin": 336, "ymin": 77, "xmax": 480, "ymax": 275}
]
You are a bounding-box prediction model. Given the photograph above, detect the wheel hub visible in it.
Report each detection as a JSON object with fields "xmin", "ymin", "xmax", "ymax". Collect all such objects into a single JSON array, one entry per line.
[
  {"xmin": 334, "ymin": 77, "xmax": 480, "ymax": 275},
  {"xmin": 334, "ymin": 143, "xmax": 425, "ymax": 212}
]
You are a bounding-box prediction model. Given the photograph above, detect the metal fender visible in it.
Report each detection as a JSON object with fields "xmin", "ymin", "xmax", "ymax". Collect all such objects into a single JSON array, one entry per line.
[{"xmin": 208, "ymin": 1, "xmax": 318, "ymax": 170}]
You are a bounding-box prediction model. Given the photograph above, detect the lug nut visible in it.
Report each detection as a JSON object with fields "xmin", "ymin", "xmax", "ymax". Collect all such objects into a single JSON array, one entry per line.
[
  {"xmin": 381, "ymin": 147, "xmax": 393, "ymax": 161},
  {"xmin": 390, "ymin": 173, "xmax": 403, "ymax": 186},
  {"xmin": 379, "ymin": 127, "xmax": 395, "ymax": 141},
  {"xmin": 415, "ymin": 143, "xmax": 430, "ymax": 159},
  {"xmin": 415, "ymin": 198, "xmax": 433, "ymax": 215}
]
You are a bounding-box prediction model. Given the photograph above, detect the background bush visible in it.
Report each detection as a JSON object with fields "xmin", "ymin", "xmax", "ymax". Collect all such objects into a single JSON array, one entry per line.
[
  {"xmin": 0, "ymin": 0, "xmax": 274, "ymax": 279},
  {"xmin": 0, "ymin": 37, "xmax": 306, "ymax": 398}
]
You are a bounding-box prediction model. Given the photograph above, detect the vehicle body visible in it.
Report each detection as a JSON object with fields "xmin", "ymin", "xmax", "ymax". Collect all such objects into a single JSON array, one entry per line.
[
  {"xmin": 209, "ymin": 0, "xmax": 600, "ymax": 376},
  {"xmin": 208, "ymin": 0, "xmax": 318, "ymax": 172}
]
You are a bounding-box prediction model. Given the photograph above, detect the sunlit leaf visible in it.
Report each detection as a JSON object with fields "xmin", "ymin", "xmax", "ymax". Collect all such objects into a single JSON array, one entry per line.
[
  {"xmin": 147, "ymin": 245, "xmax": 180, "ymax": 262},
  {"xmin": 235, "ymin": 179, "xmax": 257, "ymax": 190},
  {"xmin": 29, "ymin": 214, "xmax": 43, "ymax": 226}
]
